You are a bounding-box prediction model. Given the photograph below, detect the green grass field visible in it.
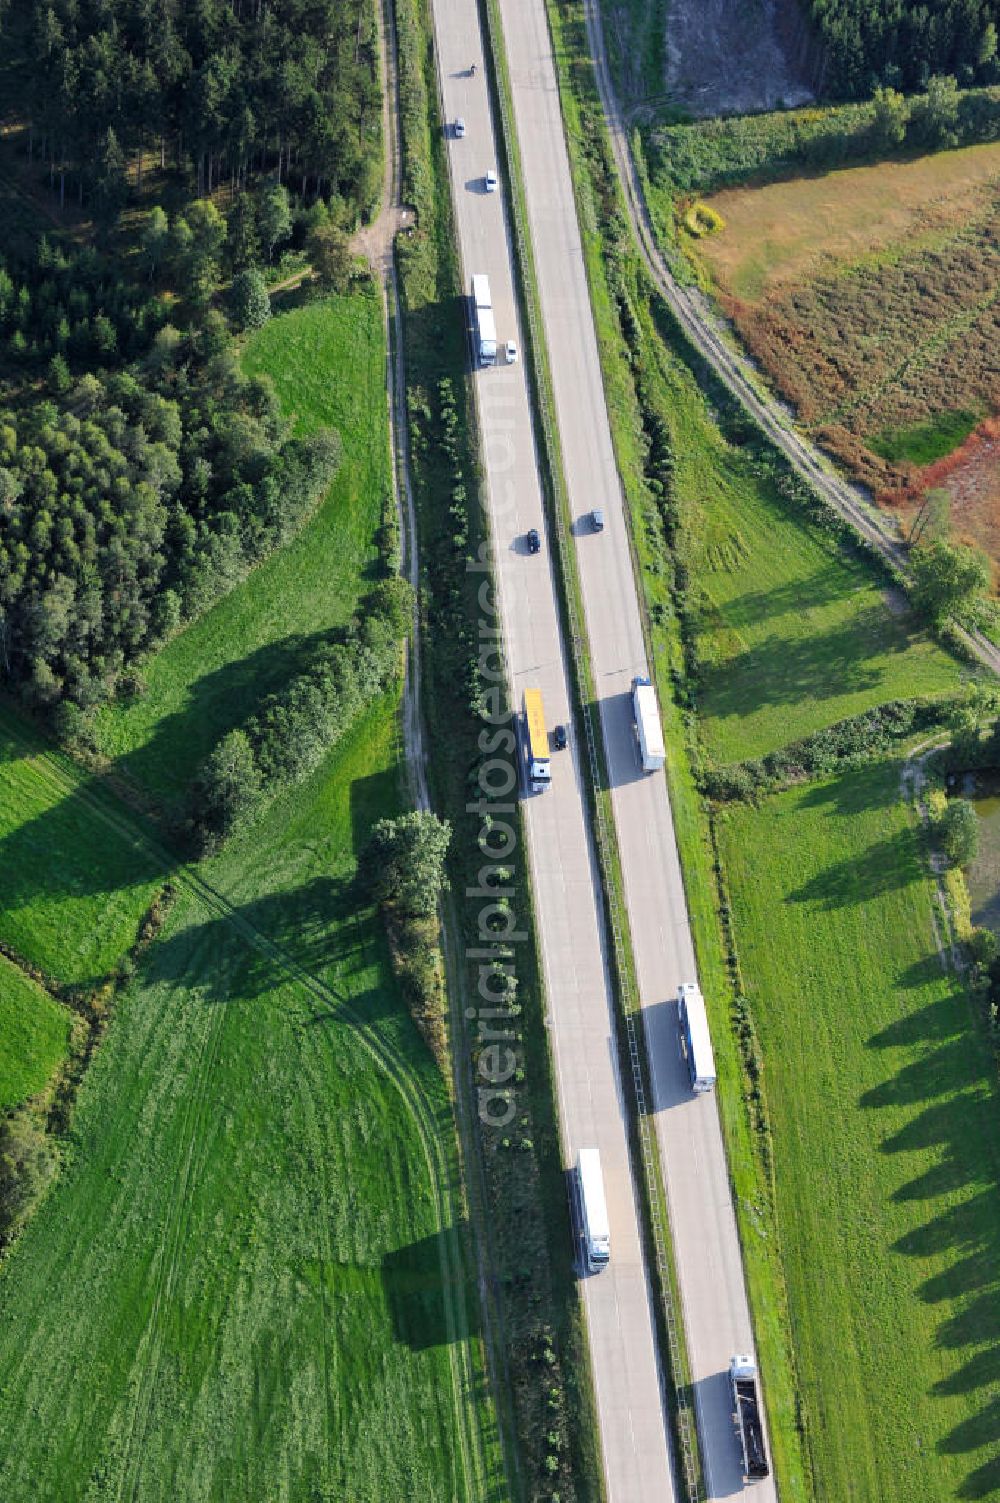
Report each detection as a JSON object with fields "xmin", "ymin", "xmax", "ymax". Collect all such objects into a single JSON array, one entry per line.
[
  {"xmin": 0, "ymin": 956, "xmax": 71, "ymax": 1110},
  {"xmin": 92, "ymin": 290, "xmax": 390, "ymax": 806},
  {"xmin": 651, "ymin": 323, "xmax": 966, "ymax": 765},
  {"xmin": 0, "ymin": 289, "xmax": 502, "ymax": 1500},
  {"xmin": 0, "ymin": 702, "xmax": 163, "ymax": 985},
  {"xmin": 0, "ymin": 705, "xmax": 496, "ymax": 1502},
  {"xmin": 719, "ymin": 762, "xmax": 1000, "ymax": 1503}
]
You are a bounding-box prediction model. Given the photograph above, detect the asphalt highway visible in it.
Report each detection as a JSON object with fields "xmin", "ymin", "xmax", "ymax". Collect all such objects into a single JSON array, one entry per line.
[
  {"xmin": 424, "ymin": 2, "xmax": 677, "ymax": 1499},
  {"xmin": 496, "ymin": 0, "xmax": 779, "ymax": 1496}
]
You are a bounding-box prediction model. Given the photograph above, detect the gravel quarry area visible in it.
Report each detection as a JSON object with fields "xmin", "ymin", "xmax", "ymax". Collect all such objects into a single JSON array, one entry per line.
[{"xmin": 665, "ymin": 0, "xmax": 817, "ymax": 117}]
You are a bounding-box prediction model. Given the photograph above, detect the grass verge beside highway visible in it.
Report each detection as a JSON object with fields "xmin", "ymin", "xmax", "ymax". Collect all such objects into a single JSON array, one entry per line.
[{"xmin": 719, "ymin": 761, "xmax": 1000, "ymax": 1503}]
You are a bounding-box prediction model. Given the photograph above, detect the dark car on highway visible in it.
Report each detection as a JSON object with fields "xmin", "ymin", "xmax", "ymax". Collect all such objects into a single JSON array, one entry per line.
[
  {"xmin": 554, "ymin": 724, "xmax": 568, "ymax": 749},
  {"xmin": 527, "ymin": 528, "xmax": 541, "ymax": 553}
]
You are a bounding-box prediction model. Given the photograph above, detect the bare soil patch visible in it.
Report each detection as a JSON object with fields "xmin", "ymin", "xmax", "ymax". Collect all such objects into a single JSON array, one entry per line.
[{"xmin": 665, "ymin": 0, "xmax": 816, "ymax": 118}]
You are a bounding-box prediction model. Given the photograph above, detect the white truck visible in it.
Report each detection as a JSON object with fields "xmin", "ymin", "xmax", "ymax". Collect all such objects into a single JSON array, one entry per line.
[
  {"xmin": 577, "ymin": 1148, "xmax": 610, "ymax": 1271},
  {"xmin": 631, "ymin": 675, "xmax": 665, "ymax": 773},
  {"xmin": 677, "ymin": 982, "xmax": 717, "ymax": 1093},
  {"xmin": 730, "ymin": 1355, "xmax": 769, "ymax": 1482},
  {"xmin": 471, "ymin": 273, "xmax": 497, "ymax": 366}
]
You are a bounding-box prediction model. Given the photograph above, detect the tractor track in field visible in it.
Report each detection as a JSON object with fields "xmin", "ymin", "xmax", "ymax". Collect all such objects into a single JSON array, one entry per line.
[{"xmin": 5, "ymin": 722, "xmax": 488, "ymax": 1501}]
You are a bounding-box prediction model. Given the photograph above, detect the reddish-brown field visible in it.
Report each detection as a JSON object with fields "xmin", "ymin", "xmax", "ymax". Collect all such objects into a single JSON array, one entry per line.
[
  {"xmin": 888, "ymin": 420, "xmax": 1000, "ymax": 576},
  {"xmin": 690, "ymin": 145, "xmax": 1000, "ymax": 565}
]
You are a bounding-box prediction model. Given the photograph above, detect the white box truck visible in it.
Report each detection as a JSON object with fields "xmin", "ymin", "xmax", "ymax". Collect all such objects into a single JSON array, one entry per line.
[
  {"xmin": 677, "ymin": 982, "xmax": 717, "ymax": 1093},
  {"xmin": 577, "ymin": 1148, "xmax": 610, "ymax": 1271},
  {"xmin": 631, "ymin": 676, "xmax": 665, "ymax": 772},
  {"xmin": 471, "ymin": 274, "xmax": 496, "ymax": 365}
]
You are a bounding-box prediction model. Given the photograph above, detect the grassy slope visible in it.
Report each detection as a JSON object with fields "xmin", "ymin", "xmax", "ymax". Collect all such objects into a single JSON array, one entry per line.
[
  {"xmin": 92, "ymin": 292, "xmax": 388, "ymax": 805},
  {"xmin": 719, "ymin": 762, "xmax": 1000, "ymax": 1503},
  {"xmin": 0, "ymin": 956, "xmax": 71, "ymax": 1109},
  {"xmin": 656, "ymin": 334, "xmax": 965, "ymax": 765},
  {"xmin": 0, "ymin": 703, "xmax": 162, "ymax": 985},
  {"xmin": 0, "ymin": 293, "xmax": 500, "ymax": 1500}
]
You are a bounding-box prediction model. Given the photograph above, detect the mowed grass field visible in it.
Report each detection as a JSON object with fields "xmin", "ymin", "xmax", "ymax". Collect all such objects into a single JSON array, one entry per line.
[
  {"xmin": 0, "ymin": 702, "xmax": 163, "ymax": 985},
  {"xmin": 0, "ymin": 290, "xmax": 502, "ymax": 1500},
  {"xmin": 692, "ymin": 141, "xmax": 1000, "ymax": 302},
  {"xmin": 650, "ymin": 320, "xmax": 965, "ymax": 765},
  {"xmin": 0, "ymin": 955, "xmax": 71, "ymax": 1110},
  {"xmin": 92, "ymin": 290, "xmax": 390, "ymax": 805},
  {"xmin": 718, "ymin": 762, "xmax": 1000, "ymax": 1503}
]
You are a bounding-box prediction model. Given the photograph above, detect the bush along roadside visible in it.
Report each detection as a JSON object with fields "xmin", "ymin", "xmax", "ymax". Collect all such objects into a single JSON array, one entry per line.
[
  {"xmin": 361, "ymin": 809, "xmax": 453, "ymax": 1070},
  {"xmin": 0, "ymin": 881, "xmax": 176, "ymax": 1255},
  {"xmin": 542, "ymin": 0, "xmax": 815, "ymax": 1494},
  {"xmin": 393, "ymin": 0, "xmax": 601, "ymax": 1490},
  {"xmin": 704, "ymin": 697, "xmax": 955, "ymax": 803}
]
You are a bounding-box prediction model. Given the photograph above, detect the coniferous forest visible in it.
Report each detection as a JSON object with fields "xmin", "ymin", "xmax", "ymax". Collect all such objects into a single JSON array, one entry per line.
[
  {"xmin": 0, "ymin": 0, "xmax": 381, "ymax": 724},
  {"xmin": 806, "ymin": 0, "xmax": 1000, "ymax": 97}
]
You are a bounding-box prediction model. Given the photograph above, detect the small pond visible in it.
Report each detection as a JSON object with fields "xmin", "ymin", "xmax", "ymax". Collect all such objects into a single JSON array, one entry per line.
[{"xmin": 965, "ymin": 771, "xmax": 1000, "ymax": 934}]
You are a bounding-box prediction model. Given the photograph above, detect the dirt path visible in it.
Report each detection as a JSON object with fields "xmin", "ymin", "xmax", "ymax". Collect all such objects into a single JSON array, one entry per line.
[
  {"xmin": 902, "ymin": 738, "xmax": 967, "ymax": 974},
  {"xmin": 583, "ymin": 0, "xmax": 1000, "ymax": 679}
]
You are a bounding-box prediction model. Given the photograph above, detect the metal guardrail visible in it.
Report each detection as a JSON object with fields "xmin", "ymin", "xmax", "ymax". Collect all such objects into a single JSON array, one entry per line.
[{"xmin": 481, "ymin": 7, "xmax": 702, "ymax": 1499}]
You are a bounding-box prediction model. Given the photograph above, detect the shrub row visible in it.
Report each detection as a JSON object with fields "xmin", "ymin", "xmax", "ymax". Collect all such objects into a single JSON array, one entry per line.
[
  {"xmin": 705, "ymin": 698, "xmax": 952, "ymax": 802},
  {"xmin": 361, "ymin": 811, "xmax": 452, "ymax": 1069},
  {"xmin": 648, "ymin": 83, "xmax": 1000, "ymax": 201},
  {"xmin": 186, "ymin": 579, "xmax": 411, "ymax": 851}
]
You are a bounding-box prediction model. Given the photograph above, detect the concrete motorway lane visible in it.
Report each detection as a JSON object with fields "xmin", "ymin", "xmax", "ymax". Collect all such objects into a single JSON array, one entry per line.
[
  {"xmin": 497, "ymin": 1, "xmax": 779, "ymax": 1498},
  {"xmin": 426, "ymin": 3, "xmax": 676, "ymax": 1501}
]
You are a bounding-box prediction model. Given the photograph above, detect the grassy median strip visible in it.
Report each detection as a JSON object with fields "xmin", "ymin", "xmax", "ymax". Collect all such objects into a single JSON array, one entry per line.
[{"xmin": 392, "ymin": 0, "xmax": 605, "ymax": 1492}]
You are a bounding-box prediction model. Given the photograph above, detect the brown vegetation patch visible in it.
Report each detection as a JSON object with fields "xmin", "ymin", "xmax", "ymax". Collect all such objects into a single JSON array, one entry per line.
[{"xmin": 721, "ymin": 201, "xmax": 1000, "ymax": 498}]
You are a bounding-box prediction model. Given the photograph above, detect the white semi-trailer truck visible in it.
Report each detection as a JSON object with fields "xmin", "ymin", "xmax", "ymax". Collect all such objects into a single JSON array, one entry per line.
[
  {"xmin": 631, "ymin": 676, "xmax": 665, "ymax": 772},
  {"xmin": 730, "ymin": 1355, "xmax": 769, "ymax": 1482},
  {"xmin": 471, "ymin": 273, "xmax": 497, "ymax": 366},
  {"xmin": 577, "ymin": 1148, "xmax": 610, "ymax": 1271}
]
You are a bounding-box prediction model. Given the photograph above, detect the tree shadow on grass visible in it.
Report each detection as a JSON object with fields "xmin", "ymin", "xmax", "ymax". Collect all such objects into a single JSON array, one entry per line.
[
  {"xmin": 860, "ymin": 1040, "xmax": 986, "ymax": 1114},
  {"xmin": 116, "ymin": 630, "xmax": 331, "ymax": 811},
  {"xmin": 865, "ymin": 999, "xmax": 1000, "ymax": 1493},
  {"xmin": 152, "ymin": 874, "xmax": 398, "ymax": 1028},
  {"xmin": 714, "ymin": 559, "xmax": 870, "ymax": 634},
  {"xmin": 788, "ymin": 826, "xmax": 918, "ymax": 909},
  {"xmin": 381, "ymin": 1225, "xmax": 478, "ymax": 1351},
  {"xmin": 0, "ymin": 770, "xmax": 168, "ymax": 899},
  {"xmin": 701, "ymin": 609, "xmax": 901, "ymax": 725},
  {"xmin": 795, "ymin": 762, "xmax": 904, "ymax": 817}
]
